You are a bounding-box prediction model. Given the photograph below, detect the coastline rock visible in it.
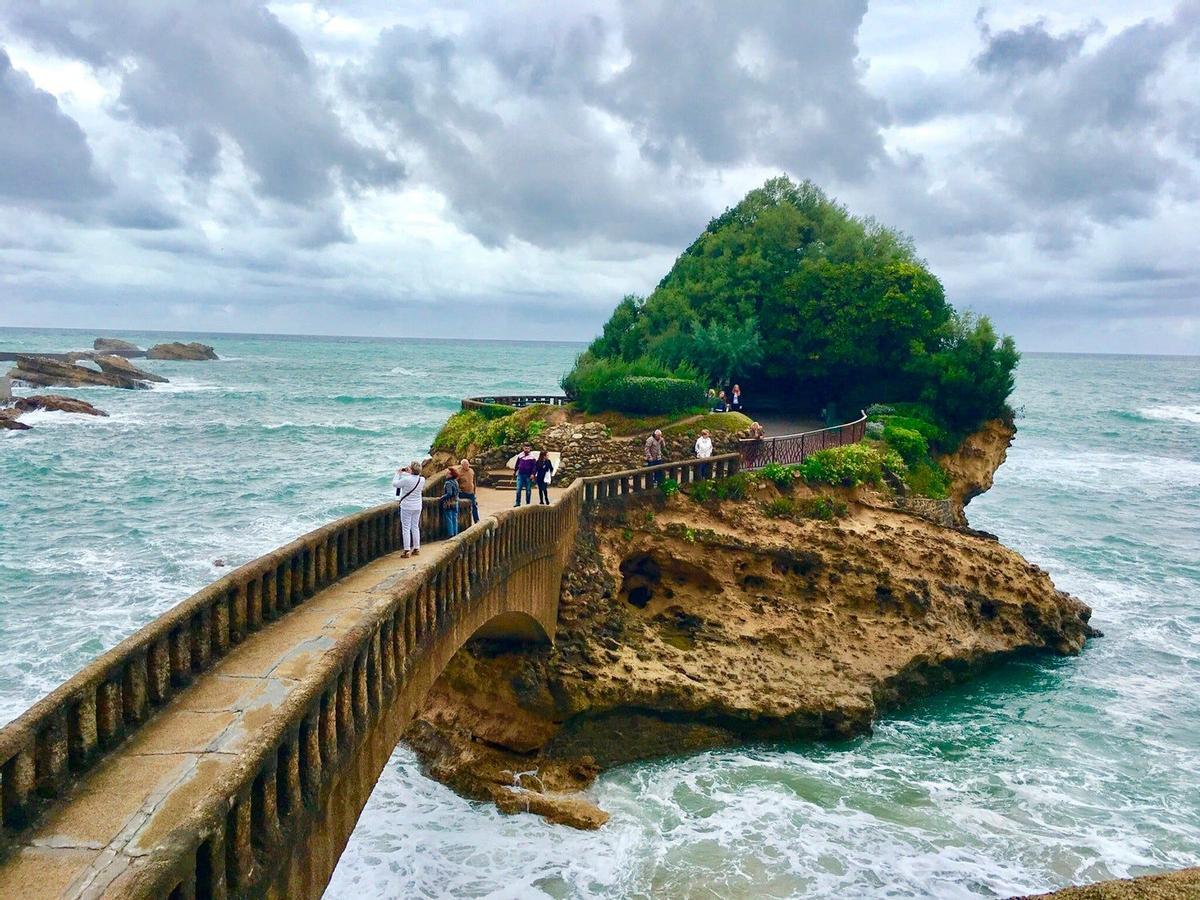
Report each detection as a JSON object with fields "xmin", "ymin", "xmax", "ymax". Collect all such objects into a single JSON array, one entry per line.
[
  {"xmin": 939, "ymin": 417, "xmax": 1014, "ymax": 525},
  {"xmin": 93, "ymin": 338, "xmax": 142, "ymax": 353},
  {"xmin": 405, "ymin": 420, "xmax": 1095, "ymax": 827},
  {"xmin": 147, "ymin": 341, "xmax": 218, "ymax": 361},
  {"xmin": 2, "ymin": 394, "xmax": 109, "ymax": 430},
  {"xmin": 94, "ymin": 354, "xmax": 168, "ymax": 384},
  {"xmin": 7, "ymin": 355, "xmax": 150, "ymax": 390},
  {"xmin": 1014, "ymin": 867, "xmax": 1200, "ymax": 898}
]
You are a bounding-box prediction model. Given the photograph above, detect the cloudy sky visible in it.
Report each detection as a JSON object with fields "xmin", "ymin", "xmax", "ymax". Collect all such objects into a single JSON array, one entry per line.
[{"xmin": 0, "ymin": 1, "xmax": 1197, "ymax": 353}]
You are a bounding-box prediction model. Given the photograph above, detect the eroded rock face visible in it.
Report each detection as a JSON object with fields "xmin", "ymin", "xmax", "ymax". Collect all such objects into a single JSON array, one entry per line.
[
  {"xmin": 146, "ymin": 341, "xmax": 218, "ymax": 360},
  {"xmin": 93, "ymin": 338, "xmax": 142, "ymax": 353},
  {"xmin": 939, "ymin": 418, "xmax": 1015, "ymax": 524},
  {"xmin": 406, "ymin": 482, "xmax": 1095, "ymax": 828},
  {"xmin": 93, "ymin": 354, "xmax": 168, "ymax": 384},
  {"xmin": 7, "ymin": 355, "xmax": 150, "ymax": 390},
  {"xmin": 2, "ymin": 394, "xmax": 109, "ymax": 430}
]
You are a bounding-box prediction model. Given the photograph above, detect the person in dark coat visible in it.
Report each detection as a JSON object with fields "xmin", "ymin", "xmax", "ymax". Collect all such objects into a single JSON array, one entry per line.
[
  {"xmin": 441, "ymin": 467, "xmax": 461, "ymax": 537},
  {"xmin": 535, "ymin": 450, "xmax": 554, "ymax": 505}
]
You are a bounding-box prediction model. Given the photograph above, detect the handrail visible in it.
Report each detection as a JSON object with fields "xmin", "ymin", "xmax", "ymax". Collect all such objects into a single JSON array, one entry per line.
[
  {"xmin": 737, "ymin": 411, "xmax": 868, "ymax": 469},
  {"xmin": 462, "ymin": 394, "xmax": 567, "ymax": 411},
  {"xmin": 0, "ymin": 398, "xmax": 747, "ymax": 892}
]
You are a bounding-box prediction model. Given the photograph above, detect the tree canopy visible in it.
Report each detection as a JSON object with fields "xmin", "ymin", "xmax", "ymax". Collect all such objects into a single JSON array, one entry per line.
[{"xmin": 571, "ymin": 175, "xmax": 1018, "ymax": 439}]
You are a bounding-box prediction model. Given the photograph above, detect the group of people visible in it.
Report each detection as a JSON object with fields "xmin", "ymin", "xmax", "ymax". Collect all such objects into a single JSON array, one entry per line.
[
  {"xmin": 512, "ymin": 443, "xmax": 555, "ymax": 506},
  {"xmin": 709, "ymin": 383, "xmax": 745, "ymax": 414}
]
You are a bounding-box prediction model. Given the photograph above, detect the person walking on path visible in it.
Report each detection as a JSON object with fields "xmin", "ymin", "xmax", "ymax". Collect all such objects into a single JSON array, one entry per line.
[
  {"xmin": 729, "ymin": 384, "xmax": 743, "ymax": 413},
  {"xmin": 458, "ymin": 458, "xmax": 479, "ymax": 523},
  {"xmin": 535, "ymin": 450, "xmax": 554, "ymax": 505},
  {"xmin": 645, "ymin": 429, "xmax": 666, "ymax": 484},
  {"xmin": 392, "ymin": 461, "xmax": 426, "ymax": 558},
  {"xmin": 513, "ymin": 443, "xmax": 537, "ymax": 506},
  {"xmin": 441, "ymin": 467, "xmax": 462, "ymax": 538},
  {"xmin": 694, "ymin": 428, "xmax": 713, "ymax": 479}
]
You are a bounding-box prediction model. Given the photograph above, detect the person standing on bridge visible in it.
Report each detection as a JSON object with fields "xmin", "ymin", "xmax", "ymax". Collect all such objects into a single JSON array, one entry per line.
[
  {"xmin": 393, "ymin": 461, "xmax": 426, "ymax": 558},
  {"xmin": 535, "ymin": 450, "xmax": 554, "ymax": 504},
  {"xmin": 513, "ymin": 443, "xmax": 537, "ymax": 506},
  {"xmin": 458, "ymin": 458, "xmax": 479, "ymax": 523},
  {"xmin": 645, "ymin": 429, "xmax": 666, "ymax": 484},
  {"xmin": 695, "ymin": 428, "xmax": 713, "ymax": 479},
  {"xmin": 441, "ymin": 467, "xmax": 462, "ymax": 537}
]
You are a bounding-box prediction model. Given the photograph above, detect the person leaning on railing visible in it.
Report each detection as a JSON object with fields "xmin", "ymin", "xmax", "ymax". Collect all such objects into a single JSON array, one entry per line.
[
  {"xmin": 392, "ymin": 461, "xmax": 425, "ymax": 558},
  {"xmin": 441, "ymin": 467, "xmax": 462, "ymax": 537},
  {"xmin": 645, "ymin": 429, "xmax": 666, "ymax": 484}
]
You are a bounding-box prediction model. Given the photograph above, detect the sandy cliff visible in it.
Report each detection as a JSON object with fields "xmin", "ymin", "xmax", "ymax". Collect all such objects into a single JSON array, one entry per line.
[{"xmin": 404, "ymin": 420, "xmax": 1095, "ymax": 828}]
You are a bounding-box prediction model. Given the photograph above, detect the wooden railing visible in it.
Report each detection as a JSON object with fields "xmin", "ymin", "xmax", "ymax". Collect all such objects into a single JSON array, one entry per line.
[
  {"xmin": 737, "ymin": 412, "xmax": 868, "ymax": 469},
  {"xmin": 583, "ymin": 454, "xmax": 740, "ymax": 502},
  {"xmin": 461, "ymin": 394, "xmax": 568, "ymax": 411}
]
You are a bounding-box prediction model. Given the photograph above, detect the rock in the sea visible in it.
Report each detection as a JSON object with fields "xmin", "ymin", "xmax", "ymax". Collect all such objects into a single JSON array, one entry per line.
[
  {"xmin": 93, "ymin": 338, "xmax": 142, "ymax": 353},
  {"xmin": 146, "ymin": 341, "xmax": 218, "ymax": 361},
  {"xmin": 12, "ymin": 395, "xmax": 109, "ymax": 417},
  {"xmin": 7, "ymin": 355, "xmax": 150, "ymax": 390},
  {"xmin": 94, "ymin": 354, "xmax": 168, "ymax": 384},
  {"xmin": 0, "ymin": 409, "xmax": 31, "ymax": 430}
]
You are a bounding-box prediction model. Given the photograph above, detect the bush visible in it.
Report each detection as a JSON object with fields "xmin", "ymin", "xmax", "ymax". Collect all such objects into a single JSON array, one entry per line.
[
  {"xmin": 686, "ymin": 471, "xmax": 749, "ymax": 502},
  {"xmin": 796, "ymin": 496, "xmax": 848, "ymax": 521},
  {"xmin": 757, "ymin": 462, "xmax": 797, "ymax": 489},
  {"xmin": 763, "ymin": 497, "xmax": 794, "ymax": 518},
  {"xmin": 882, "ymin": 424, "xmax": 929, "ymax": 466},
  {"xmin": 906, "ymin": 461, "xmax": 950, "ymax": 499},
  {"xmin": 432, "ymin": 409, "xmax": 547, "ymax": 455},
  {"xmin": 562, "ymin": 354, "xmax": 705, "ymax": 415},
  {"xmin": 660, "ymin": 477, "xmax": 680, "ymax": 497},
  {"xmin": 474, "ymin": 402, "xmax": 516, "ymax": 420},
  {"xmin": 799, "ymin": 443, "xmax": 905, "ymax": 488}
]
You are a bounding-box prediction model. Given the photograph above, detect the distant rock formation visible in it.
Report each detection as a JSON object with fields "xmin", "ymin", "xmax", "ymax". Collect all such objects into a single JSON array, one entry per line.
[
  {"xmin": 147, "ymin": 341, "xmax": 218, "ymax": 361},
  {"xmin": 93, "ymin": 338, "xmax": 142, "ymax": 353},
  {"xmin": 94, "ymin": 354, "xmax": 168, "ymax": 384},
  {"xmin": 7, "ymin": 355, "xmax": 151, "ymax": 390},
  {"xmin": 1, "ymin": 394, "xmax": 108, "ymax": 430}
]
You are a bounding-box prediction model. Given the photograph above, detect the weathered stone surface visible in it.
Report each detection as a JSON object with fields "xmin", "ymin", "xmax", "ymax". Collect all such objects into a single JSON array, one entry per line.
[
  {"xmin": 0, "ymin": 409, "xmax": 32, "ymax": 430},
  {"xmin": 93, "ymin": 338, "xmax": 141, "ymax": 353},
  {"xmin": 939, "ymin": 417, "xmax": 1014, "ymax": 524},
  {"xmin": 13, "ymin": 394, "xmax": 109, "ymax": 417},
  {"xmin": 7, "ymin": 355, "xmax": 149, "ymax": 390},
  {"xmin": 146, "ymin": 341, "xmax": 218, "ymax": 360},
  {"xmin": 93, "ymin": 354, "xmax": 168, "ymax": 383},
  {"xmin": 1015, "ymin": 868, "xmax": 1200, "ymax": 899}
]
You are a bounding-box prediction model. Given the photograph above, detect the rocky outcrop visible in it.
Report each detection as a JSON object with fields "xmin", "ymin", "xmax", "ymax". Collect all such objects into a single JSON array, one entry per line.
[
  {"xmin": 146, "ymin": 341, "xmax": 218, "ymax": 360},
  {"xmin": 939, "ymin": 417, "xmax": 1015, "ymax": 524},
  {"xmin": 1015, "ymin": 867, "xmax": 1200, "ymax": 898},
  {"xmin": 94, "ymin": 354, "xmax": 168, "ymax": 383},
  {"xmin": 2, "ymin": 394, "xmax": 109, "ymax": 430},
  {"xmin": 93, "ymin": 338, "xmax": 142, "ymax": 353},
  {"xmin": 405, "ymin": 478, "xmax": 1095, "ymax": 827},
  {"xmin": 7, "ymin": 355, "xmax": 151, "ymax": 390}
]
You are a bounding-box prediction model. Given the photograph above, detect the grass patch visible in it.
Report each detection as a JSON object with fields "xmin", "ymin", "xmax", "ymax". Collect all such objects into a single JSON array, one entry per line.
[
  {"xmin": 663, "ymin": 411, "xmax": 752, "ymax": 437},
  {"xmin": 432, "ymin": 406, "xmax": 549, "ymax": 455}
]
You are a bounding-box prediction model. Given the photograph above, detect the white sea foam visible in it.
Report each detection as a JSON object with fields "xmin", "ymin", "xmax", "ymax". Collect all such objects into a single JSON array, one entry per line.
[
  {"xmin": 148, "ymin": 378, "xmax": 222, "ymax": 393},
  {"xmin": 388, "ymin": 365, "xmax": 427, "ymax": 377},
  {"xmin": 8, "ymin": 407, "xmax": 143, "ymax": 428},
  {"xmin": 1137, "ymin": 405, "xmax": 1200, "ymax": 425}
]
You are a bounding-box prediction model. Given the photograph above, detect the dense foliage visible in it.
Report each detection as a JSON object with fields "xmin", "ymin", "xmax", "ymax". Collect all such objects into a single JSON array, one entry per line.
[
  {"xmin": 433, "ymin": 407, "xmax": 547, "ymax": 455},
  {"xmin": 798, "ymin": 443, "xmax": 906, "ymax": 488},
  {"xmin": 562, "ymin": 355, "xmax": 706, "ymax": 415},
  {"xmin": 574, "ymin": 175, "xmax": 1018, "ymax": 439}
]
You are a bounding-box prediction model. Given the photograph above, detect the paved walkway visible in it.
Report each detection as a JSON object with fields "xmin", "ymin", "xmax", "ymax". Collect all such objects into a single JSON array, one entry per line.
[{"xmin": 0, "ymin": 490, "xmax": 559, "ymax": 899}]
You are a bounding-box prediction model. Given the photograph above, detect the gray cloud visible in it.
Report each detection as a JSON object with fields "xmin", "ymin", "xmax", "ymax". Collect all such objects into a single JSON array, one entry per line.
[
  {"xmin": 975, "ymin": 18, "xmax": 1091, "ymax": 76},
  {"xmin": 3, "ymin": 0, "xmax": 404, "ymax": 207},
  {"xmin": 0, "ymin": 47, "xmax": 107, "ymax": 208}
]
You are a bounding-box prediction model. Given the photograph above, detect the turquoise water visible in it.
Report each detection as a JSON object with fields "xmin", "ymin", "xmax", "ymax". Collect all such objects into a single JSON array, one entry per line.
[{"xmin": 2, "ymin": 329, "xmax": 1197, "ymax": 897}]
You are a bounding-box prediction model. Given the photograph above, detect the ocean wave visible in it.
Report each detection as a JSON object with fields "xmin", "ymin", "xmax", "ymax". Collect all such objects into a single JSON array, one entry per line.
[
  {"xmin": 148, "ymin": 378, "xmax": 222, "ymax": 393},
  {"xmin": 1134, "ymin": 405, "xmax": 1200, "ymax": 425},
  {"xmin": 387, "ymin": 366, "xmax": 427, "ymax": 377},
  {"xmin": 7, "ymin": 408, "xmax": 143, "ymax": 429}
]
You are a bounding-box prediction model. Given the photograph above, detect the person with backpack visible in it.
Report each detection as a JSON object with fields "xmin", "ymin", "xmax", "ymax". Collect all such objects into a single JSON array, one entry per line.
[
  {"xmin": 392, "ymin": 461, "xmax": 426, "ymax": 558},
  {"xmin": 441, "ymin": 467, "xmax": 462, "ymax": 537}
]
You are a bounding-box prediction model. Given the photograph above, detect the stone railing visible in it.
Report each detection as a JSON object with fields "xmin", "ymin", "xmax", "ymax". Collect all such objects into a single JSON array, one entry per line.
[
  {"xmin": 582, "ymin": 453, "xmax": 741, "ymax": 502},
  {"xmin": 461, "ymin": 394, "xmax": 568, "ymax": 411},
  {"xmin": 0, "ymin": 501, "xmax": 403, "ymax": 848},
  {"xmin": 115, "ymin": 482, "xmax": 587, "ymax": 897},
  {"xmin": 737, "ymin": 411, "xmax": 868, "ymax": 469}
]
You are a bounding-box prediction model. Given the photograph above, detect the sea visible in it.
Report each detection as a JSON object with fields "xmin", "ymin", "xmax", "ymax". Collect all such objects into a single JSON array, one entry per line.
[{"xmin": 1, "ymin": 327, "xmax": 1197, "ymax": 899}]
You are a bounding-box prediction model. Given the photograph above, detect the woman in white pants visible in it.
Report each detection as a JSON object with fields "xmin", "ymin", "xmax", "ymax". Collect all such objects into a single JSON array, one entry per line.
[{"xmin": 392, "ymin": 461, "xmax": 426, "ymax": 557}]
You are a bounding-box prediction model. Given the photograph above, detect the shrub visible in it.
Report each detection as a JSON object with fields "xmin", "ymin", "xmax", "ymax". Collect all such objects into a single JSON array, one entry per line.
[
  {"xmin": 906, "ymin": 461, "xmax": 950, "ymax": 499},
  {"xmin": 796, "ymin": 496, "xmax": 848, "ymax": 521},
  {"xmin": 763, "ymin": 497, "xmax": 795, "ymax": 518},
  {"xmin": 431, "ymin": 409, "xmax": 548, "ymax": 455},
  {"xmin": 687, "ymin": 480, "xmax": 715, "ymax": 502},
  {"xmin": 799, "ymin": 443, "xmax": 905, "ymax": 488},
  {"xmin": 882, "ymin": 424, "xmax": 929, "ymax": 466},
  {"xmin": 660, "ymin": 477, "xmax": 680, "ymax": 497},
  {"xmin": 474, "ymin": 402, "xmax": 516, "ymax": 420},
  {"xmin": 685, "ymin": 472, "xmax": 749, "ymax": 502},
  {"xmin": 562, "ymin": 354, "xmax": 704, "ymax": 415},
  {"xmin": 757, "ymin": 462, "xmax": 797, "ymax": 489}
]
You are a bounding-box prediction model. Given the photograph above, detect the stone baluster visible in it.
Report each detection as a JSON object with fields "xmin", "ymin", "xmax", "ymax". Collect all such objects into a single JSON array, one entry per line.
[
  {"xmin": 122, "ymin": 654, "xmax": 149, "ymax": 725},
  {"xmin": 68, "ymin": 692, "xmax": 98, "ymax": 769}
]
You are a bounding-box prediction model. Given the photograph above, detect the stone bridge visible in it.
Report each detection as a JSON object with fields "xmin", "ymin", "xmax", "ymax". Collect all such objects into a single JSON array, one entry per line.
[{"xmin": 0, "ymin": 451, "xmax": 740, "ymax": 899}]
